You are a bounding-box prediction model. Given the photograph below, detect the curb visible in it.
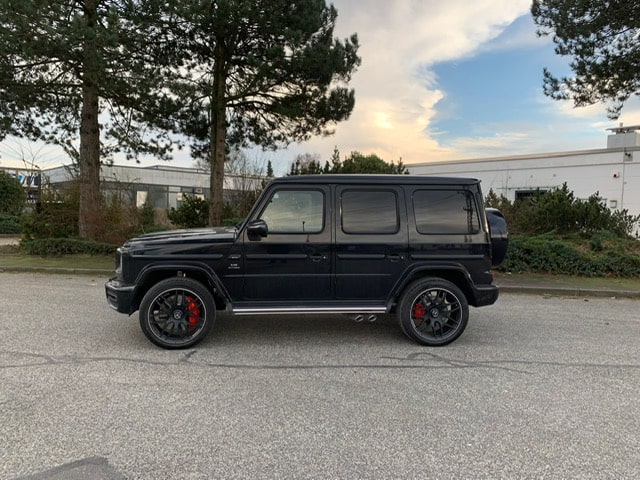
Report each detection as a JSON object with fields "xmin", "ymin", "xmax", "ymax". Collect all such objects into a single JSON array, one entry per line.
[
  {"xmin": 499, "ymin": 284, "xmax": 640, "ymax": 299},
  {"xmin": 0, "ymin": 266, "xmax": 113, "ymax": 276}
]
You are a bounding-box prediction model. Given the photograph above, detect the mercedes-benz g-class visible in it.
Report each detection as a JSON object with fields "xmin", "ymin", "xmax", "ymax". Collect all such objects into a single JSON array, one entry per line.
[{"xmin": 106, "ymin": 175, "xmax": 508, "ymax": 348}]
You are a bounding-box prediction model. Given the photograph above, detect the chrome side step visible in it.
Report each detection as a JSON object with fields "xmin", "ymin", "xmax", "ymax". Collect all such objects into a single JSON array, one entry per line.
[{"xmin": 232, "ymin": 306, "xmax": 387, "ymax": 315}]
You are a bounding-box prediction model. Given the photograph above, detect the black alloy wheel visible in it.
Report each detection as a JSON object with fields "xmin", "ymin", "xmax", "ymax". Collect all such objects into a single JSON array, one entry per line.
[
  {"xmin": 398, "ymin": 278, "xmax": 469, "ymax": 346},
  {"xmin": 139, "ymin": 277, "xmax": 215, "ymax": 349}
]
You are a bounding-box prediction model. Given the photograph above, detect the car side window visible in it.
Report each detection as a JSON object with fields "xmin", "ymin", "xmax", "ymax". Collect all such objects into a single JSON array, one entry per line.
[
  {"xmin": 341, "ymin": 189, "xmax": 399, "ymax": 234},
  {"xmin": 413, "ymin": 189, "xmax": 480, "ymax": 234},
  {"xmin": 259, "ymin": 189, "xmax": 324, "ymax": 234}
]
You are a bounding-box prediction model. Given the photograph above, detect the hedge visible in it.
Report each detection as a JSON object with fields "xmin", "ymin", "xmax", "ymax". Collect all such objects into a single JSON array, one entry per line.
[
  {"xmin": 21, "ymin": 238, "xmax": 118, "ymax": 256},
  {"xmin": 500, "ymin": 234, "xmax": 640, "ymax": 278}
]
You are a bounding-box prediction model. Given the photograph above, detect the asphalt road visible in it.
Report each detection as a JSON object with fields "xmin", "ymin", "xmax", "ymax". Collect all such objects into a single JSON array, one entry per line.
[{"xmin": 1, "ymin": 272, "xmax": 639, "ymax": 480}]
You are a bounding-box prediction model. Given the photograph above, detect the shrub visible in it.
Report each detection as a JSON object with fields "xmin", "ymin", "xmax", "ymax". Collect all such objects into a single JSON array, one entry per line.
[
  {"xmin": 20, "ymin": 237, "xmax": 117, "ymax": 256},
  {"xmin": 499, "ymin": 233, "xmax": 640, "ymax": 277},
  {"xmin": 486, "ymin": 184, "xmax": 640, "ymax": 238},
  {"xmin": 22, "ymin": 195, "xmax": 79, "ymax": 240},
  {"xmin": 0, "ymin": 213, "xmax": 22, "ymax": 234},
  {"xmin": 168, "ymin": 195, "xmax": 209, "ymax": 228},
  {"xmin": 0, "ymin": 170, "xmax": 26, "ymax": 215}
]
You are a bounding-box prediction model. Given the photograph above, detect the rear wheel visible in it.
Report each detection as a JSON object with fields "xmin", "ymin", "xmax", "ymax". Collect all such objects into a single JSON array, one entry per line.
[
  {"xmin": 139, "ymin": 277, "xmax": 215, "ymax": 349},
  {"xmin": 398, "ymin": 278, "xmax": 469, "ymax": 346}
]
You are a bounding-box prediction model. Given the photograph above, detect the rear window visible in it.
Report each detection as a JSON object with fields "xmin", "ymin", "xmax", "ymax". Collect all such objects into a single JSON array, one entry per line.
[{"xmin": 413, "ymin": 190, "xmax": 480, "ymax": 234}]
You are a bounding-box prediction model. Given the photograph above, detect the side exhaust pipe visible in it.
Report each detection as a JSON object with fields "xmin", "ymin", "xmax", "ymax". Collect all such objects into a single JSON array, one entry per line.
[{"xmin": 349, "ymin": 314, "xmax": 377, "ymax": 323}]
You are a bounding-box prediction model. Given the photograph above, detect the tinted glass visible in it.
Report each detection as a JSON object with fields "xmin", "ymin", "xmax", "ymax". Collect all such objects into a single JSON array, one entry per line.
[
  {"xmin": 260, "ymin": 190, "xmax": 324, "ymax": 234},
  {"xmin": 342, "ymin": 190, "xmax": 398, "ymax": 234},
  {"xmin": 413, "ymin": 190, "xmax": 480, "ymax": 234}
]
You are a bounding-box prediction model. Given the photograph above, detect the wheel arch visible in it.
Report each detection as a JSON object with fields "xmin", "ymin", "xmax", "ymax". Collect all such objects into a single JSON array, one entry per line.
[
  {"xmin": 389, "ymin": 265, "xmax": 476, "ymax": 311},
  {"xmin": 132, "ymin": 263, "xmax": 230, "ymax": 312}
]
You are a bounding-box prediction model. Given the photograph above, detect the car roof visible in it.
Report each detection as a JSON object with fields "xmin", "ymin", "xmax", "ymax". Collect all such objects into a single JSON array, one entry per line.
[{"xmin": 270, "ymin": 174, "xmax": 480, "ymax": 186}]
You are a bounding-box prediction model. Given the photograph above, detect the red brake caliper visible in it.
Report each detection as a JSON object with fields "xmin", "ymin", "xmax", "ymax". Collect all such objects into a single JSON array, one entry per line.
[
  {"xmin": 412, "ymin": 303, "xmax": 426, "ymax": 324},
  {"xmin": 186, "ymin": 296, "xmax": 200, "ymax": 328}
]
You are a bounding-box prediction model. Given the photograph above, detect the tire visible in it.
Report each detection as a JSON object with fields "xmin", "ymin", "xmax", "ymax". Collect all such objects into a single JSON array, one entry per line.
[
  {"xmin": 398, "ymin": 278, "xmax": 469, "ymax": 346},
  {"xmin": 139, "ymin": 277, "xmax": 215, "ymax": 349}
]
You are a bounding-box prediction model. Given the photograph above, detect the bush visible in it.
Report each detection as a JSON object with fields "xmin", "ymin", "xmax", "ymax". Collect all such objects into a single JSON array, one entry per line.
[
  {"xmin": 20, "ymin": 237, "xmax": 117, "ymax": 256},
  {"xmin": 0, "ymin": 170, "xmax": 26, "ymax": 215},
  {"xmin": 486, "ymin": 184, "xmax": 639, "ymax": 238},
  {"xmin": 0, "ymin": 213, "xmax": 22, "ymax": 234},
  {"xmin": 21, "ymin": 180, "xmax": 161, "ymax": 244},
  {"xmin": 500, "ymin": 232, "xmax": 640, "ymax": 277},
  {"xmin": 168, "ymin": 195, "xmax": 209, "ymax": 228}
]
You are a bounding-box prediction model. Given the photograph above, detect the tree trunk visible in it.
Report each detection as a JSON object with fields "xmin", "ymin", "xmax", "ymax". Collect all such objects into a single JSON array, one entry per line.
[
  {"xmin": 78, "ymin": 0, "xmax": 102, "ymax": 239},
  {"xmin": 209, "ymin": 41, "xmax": 227, "ymax": 227}
]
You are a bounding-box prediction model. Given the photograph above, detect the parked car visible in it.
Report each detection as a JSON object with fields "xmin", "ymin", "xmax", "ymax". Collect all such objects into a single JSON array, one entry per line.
[{"xmin": 106, "ymin": 175, "xmax": 508, "ymax": 348}]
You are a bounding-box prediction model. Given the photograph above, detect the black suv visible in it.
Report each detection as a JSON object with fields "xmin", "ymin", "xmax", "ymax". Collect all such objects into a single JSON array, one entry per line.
[{"xmin": 106, "ymin": 175, "xmax": 507, "ymax": 349}]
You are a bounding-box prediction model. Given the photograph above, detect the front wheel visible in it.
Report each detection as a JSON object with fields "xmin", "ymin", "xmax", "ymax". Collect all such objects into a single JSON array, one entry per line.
[
  {"xmin": 398, "ymin": 278, "xmax": 469, "ymax": 346},
  {"xmin": 139, "ymin": 277, "xmax": 215, "ymax": 349}
]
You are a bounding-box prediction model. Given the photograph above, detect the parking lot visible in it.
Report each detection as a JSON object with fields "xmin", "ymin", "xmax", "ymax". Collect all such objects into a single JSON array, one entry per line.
[{"xmin": 1, "ymin": 272, "xmax": 639, "ymax": 479}]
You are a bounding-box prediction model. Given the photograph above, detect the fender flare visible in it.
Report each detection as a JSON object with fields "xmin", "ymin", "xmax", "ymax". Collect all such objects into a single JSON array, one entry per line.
[
  {"xmin": 387, "ymin": 262, "xmax": 476, "ymax": 309},
  {"xmin": 133, "ymin": 261, "xmax": 232, "ymax": 308}
]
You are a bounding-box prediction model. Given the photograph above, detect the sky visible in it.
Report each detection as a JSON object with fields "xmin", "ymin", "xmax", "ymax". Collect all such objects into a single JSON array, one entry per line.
[{"xmin": 1, "ymin": 0, "xmax": 639, "ymax": 174}]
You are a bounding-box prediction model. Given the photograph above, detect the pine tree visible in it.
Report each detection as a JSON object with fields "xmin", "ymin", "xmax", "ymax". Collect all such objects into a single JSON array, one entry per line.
[
  {"xmin": 166, "ymin": 0, "xmax": 360, "ymax": 225},
  {"xmin": 532, "ymin": 0, "xmax": 640, "ymax": 118},
  {"xmin": 0, "ymin": 0, "xmax": 178, "ymax": 239}
]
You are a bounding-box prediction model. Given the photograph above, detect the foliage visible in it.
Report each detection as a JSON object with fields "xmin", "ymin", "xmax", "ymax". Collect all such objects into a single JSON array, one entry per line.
[
  {"xmin": 0, "ymin": 0, "xmax": 180, "ymax": 238},
  {"xmin": 20, "ymin": 237, "xmax": 117, "ymax": 256},
  {"xmin": 168, "ymin": 195, "xmax": 209, "ymax": 229},
  {"xmin": 289, "ymin": 148, "xmax": 408, "ymax": 175},
  {"xmin": 500, "ymin": 233, "xmax": 640, "ymax": 278},
  {"xmin": 485, "ymin": 184, "xmax": 639, "ymax": 237},
  {"xmin": 0, "ymin": 213, "xmax": 21, "ymax": 234},
  {"xmin": 138, "ymin": 201, "xmax": 156, "ymax": 233},
  {"xmin": 531, "ymin": 0, "xmax": 640, "ymax": 119},
  {"xmin": 165, "ymin": 0, "xmax": 361, "ymax": 225},
  {"xmin": 22, "ymin": 181, "xmax": 156, "ymax": 244},
  {"xmin": 0, "ymin": 170, "xmax": 25, "ymax": 214},
  {"xmin": 22, "ymin": 189, "xmax": 80, "ymax": 241}
]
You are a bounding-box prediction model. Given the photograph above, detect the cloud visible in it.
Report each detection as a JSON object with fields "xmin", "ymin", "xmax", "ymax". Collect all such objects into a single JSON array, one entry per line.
[{"xmin": 293, "ymin": 0, "xmax": 533, "ymax": 164}]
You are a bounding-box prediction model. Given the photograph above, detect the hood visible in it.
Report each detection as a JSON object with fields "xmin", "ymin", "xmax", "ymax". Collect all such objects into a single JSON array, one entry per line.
[{"xmin": 124, "ymin": 227, "xmax": 237, "ymax": 253}]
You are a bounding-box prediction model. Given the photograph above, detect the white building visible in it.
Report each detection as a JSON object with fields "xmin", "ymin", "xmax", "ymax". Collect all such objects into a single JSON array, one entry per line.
[
  {"xmin": 43, "ymin": 163, "xmax": 264, "ymax": 210},
  {"xmin": 408, "ymin": 126, "xmax": 640, "ymax": 235}
]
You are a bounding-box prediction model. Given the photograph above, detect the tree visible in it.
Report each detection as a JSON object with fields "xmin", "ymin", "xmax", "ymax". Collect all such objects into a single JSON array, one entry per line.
[
  {"xmin": 0, "ymin": 170, "xmax": 25, "ymax": 214},
  {"xmin": 167, "ymin": 0, "xmax": 360, "ymax": 226},
  {"xmin": 289, "ymin": 153, "xmax": 326, "ymax": 175},
  {"xmin": 0, "ymin": 0, "xmax": 178, "ymax": 239},
  {"xmin": 289, "ymin": 149, "xmax": 408, "ymax": 175},
  {"xmin": 531, "ymin": 0, "xmax": 640, "ymax": 119},
  {"xmin": 338, "ymin": 151, "xmax": 408, "ymax": 174}
]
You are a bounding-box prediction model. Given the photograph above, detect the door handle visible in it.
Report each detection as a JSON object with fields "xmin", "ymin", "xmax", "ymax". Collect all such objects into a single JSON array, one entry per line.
[
  {"xmin": 387, "ymin": 254, "xmax": 404, "ymax": 262},
  {"xmin": 309, "ymin": 254, "xmax": 326, "ymax": 262}
]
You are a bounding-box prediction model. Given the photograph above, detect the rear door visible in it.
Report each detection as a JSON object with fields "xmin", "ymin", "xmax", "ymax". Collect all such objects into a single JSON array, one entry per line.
[{"xmin": 334, "ymin": 186, "xmax": 408, "ymax": 301}]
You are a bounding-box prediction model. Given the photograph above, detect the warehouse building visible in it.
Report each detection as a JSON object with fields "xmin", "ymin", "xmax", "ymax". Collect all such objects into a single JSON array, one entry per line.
[
  {"xmin": 42, "ymin": 163, "xmax": 263, "ymax": 210},
  {"xmin": 408, "ymin": 126, "xmax": 640, "ymax": 236}
]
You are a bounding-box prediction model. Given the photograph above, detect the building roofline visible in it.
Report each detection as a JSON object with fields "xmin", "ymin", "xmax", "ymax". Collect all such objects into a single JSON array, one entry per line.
[{"xmin": 409, "ymin": 145, "xmax": 639, "ymax": 168}]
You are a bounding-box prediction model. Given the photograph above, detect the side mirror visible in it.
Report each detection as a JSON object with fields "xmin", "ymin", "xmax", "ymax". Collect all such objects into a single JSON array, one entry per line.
[{"xmin": 246, "ymin": 219, "xmax": 268, "ymax": 239}]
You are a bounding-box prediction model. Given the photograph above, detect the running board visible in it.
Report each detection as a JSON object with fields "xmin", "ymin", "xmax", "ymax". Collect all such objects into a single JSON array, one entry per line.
[{"xmin": 232, "ymin": 306, "xmax": 387, "ymax": 315}]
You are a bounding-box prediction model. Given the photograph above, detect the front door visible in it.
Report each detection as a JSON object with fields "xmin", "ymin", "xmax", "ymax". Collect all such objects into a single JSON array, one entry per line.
[{"xmin": 242, "ymin": 186, "xmax": 331, "ymax": 301}]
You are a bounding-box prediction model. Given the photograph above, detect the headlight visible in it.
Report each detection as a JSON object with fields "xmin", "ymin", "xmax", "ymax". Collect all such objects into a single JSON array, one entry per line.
[{"xmin": 115, "ymin": 248, "xmax": 123, "ymax": 275}]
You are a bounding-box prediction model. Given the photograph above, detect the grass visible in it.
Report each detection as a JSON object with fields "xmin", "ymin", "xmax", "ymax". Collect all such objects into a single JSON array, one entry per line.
[
  {"xmin": 494, "ymin": 271, "xmax": 640, "ymax": 292},
  {"xmin": 0, "ymin": 244, "xmax": 114, "ymax": 272}
]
